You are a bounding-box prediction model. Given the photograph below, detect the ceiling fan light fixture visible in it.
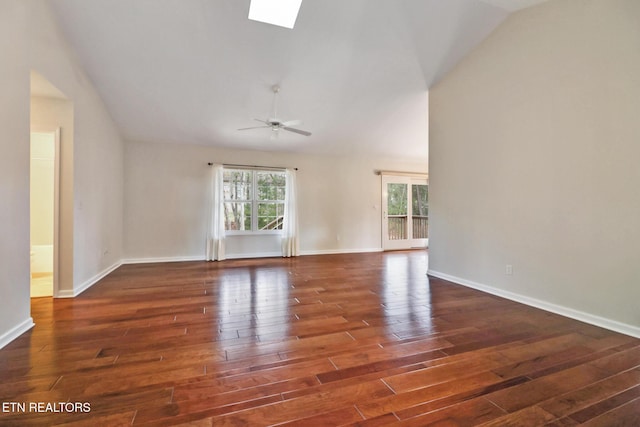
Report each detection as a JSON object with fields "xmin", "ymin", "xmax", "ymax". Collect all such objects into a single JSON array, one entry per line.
[
  {"xmin": 237, "ymin": 87, "xmax": 311, "ymax": 137},
  {"xmin": 248, "ymin": 0, "xmax": 302, "ymax": 29}
]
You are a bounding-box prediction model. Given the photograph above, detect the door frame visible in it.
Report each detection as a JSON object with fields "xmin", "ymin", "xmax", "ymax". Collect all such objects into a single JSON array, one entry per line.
[{"xmin": 52, "ymin": 128, "xmax": 61, "ymax": 297}]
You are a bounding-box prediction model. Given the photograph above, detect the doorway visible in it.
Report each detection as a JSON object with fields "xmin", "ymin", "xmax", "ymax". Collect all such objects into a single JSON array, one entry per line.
[
  {"xmin": 382, "ymin": 175, "xmax": 428, "ymax": 250},
  {"xmin": 30, "ymin": 130, "xmax": 60, "ymax": 297}
]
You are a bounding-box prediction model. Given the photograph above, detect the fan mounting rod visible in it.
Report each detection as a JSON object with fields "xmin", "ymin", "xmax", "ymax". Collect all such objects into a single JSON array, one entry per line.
[{"xmin": 271, "ymin": 84, "xmax": 281, "ymax": 118}]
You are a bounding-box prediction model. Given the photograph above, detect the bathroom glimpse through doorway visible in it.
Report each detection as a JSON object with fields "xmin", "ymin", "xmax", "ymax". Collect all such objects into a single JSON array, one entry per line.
[{"xmin": 30, "ymin": 130, "xmax": 60, "ymax": 298}]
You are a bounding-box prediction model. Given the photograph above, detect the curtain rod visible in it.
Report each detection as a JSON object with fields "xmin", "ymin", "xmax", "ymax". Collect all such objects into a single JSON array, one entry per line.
[
  {"xmin": 376, "ymin": 170, "xmax": 428, "ymax": 178},
  {"xmin": 208, "ymin": 162, "xmax": 298, "ymax": 171}
]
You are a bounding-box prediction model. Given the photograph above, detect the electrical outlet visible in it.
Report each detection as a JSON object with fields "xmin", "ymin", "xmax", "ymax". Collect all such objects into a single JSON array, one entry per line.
[{"xmin": 505, "ymin": 264, "xmax": 513, "ymax": 275}]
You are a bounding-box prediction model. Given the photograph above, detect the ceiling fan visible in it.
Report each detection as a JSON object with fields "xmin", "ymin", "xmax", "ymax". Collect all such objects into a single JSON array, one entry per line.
[{"xmin": 238, "ymin": 85, "xmax": 311, "ymax": 137}]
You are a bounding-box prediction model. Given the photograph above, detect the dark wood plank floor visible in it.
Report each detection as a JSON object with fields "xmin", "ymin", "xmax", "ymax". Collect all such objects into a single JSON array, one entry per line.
[{"xmin": 1, "ymin": 251, "xmax": 638, "ymax": 426}]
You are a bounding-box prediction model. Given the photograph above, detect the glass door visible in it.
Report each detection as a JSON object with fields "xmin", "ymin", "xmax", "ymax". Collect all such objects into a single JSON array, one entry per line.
[
  {"xmin": 382, "ymin": 175, "xmax": 428, "ymax": 250},
  {"xmin": 411, "ymin": 181, "xmax": 428, "ymax": 246}
]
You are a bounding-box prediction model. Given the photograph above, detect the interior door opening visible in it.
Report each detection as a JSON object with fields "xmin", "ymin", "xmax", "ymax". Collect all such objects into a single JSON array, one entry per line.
[{"xmin": 30, "ymin": 130, "xmax": 60, "ymax": 298}]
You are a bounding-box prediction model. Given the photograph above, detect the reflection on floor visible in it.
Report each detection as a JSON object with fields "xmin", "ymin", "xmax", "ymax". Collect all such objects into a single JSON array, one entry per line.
[
  {"xmin": 31, "ymin": 273, "xmax": 53, "ymax": 298},
  {"xmin": 2, "ymin": 252, "xmax": 639, "ymax": 425}
]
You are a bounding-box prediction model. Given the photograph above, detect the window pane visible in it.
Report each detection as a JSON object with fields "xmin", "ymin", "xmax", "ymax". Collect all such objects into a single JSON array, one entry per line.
[
  {"xmin": 221, "ymin": 168, "xmax": 286, "ymax": 232},
  {"xmin": 256, "ymin": 171, "xmax": 286, "ymax": 201},
  {"xmin": 412, "ymin": 184, "xmax": 428, "ymax": 217},
  {"xmin": 224, "ymin": 170, "xmax": 252, "ymax": 201},
  {"xmin": 387, "ymin": 183, "xmax": 408, "ymax": 215},
  {"xmin": 224, "ymin": 202, "xmax": 252, "ymax": 231},
  {"xmin": 412, "ymin": 184, "xmax": 428, "ymax": 239},
  {"xmin": 258, "ymin": 202, "xmax": 284, "ymax": 230}
]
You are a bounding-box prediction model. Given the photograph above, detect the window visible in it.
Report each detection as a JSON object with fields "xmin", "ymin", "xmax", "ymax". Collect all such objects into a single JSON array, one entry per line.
[{"xmin": 223, "ymin": 169, "xmax": 286, "ymax": 232}]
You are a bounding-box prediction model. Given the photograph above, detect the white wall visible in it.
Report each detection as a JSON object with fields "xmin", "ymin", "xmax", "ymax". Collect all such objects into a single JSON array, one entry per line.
[
  {"xmin": 0, "ymin": 0, "xmax": 32, "ymax": 348},
  {"xmin": 429, "ymin": 0, "xmax": 640, "ymax": 335},
  {"xmin": 0, "ymin": 0, "xmax": 125, "ymax": 348},
  {"xmin": 124, "ymin": 140, "xmax": 427, "ymax": 261},
  {"xmin": 29, "ymin": 1, "xmax": 125, "ymax": 296}
]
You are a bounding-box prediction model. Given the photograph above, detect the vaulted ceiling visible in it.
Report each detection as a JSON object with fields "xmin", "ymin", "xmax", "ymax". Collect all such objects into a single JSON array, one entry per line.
[{"xmin": 49, "ymin": 0, "xmax": 548, "ymax": 159}]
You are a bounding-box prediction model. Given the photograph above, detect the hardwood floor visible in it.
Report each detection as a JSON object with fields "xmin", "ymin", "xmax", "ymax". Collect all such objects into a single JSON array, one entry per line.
[{"xmin": 1, "ymin": 251, "xmax": 638, "ymax": 426}]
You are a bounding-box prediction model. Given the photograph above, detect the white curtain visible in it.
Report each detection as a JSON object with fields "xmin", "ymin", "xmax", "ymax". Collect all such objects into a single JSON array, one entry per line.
[
  {"xmin": 281, "ymin": 168, "xmax": 299, "ymax": 257},
  {"xmin": 206, "ymin": 164, "xmax": 226, "ymax": 261}
]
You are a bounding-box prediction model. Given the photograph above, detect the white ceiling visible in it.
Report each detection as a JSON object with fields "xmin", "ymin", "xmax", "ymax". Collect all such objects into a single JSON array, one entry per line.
[
  {"xmin": 479, "ymin": 0, "xmax": 549, "ymax": 12},
  {"xmin": 49, "ymin": 0, "xmax": 546, "ymax": 160}
]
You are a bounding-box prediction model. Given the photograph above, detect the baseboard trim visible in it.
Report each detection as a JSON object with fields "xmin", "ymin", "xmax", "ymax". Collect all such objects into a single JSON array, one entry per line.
[
  {"xmin": 427, "ymin": 270, "xmax": 640, "ymax": 339},
  {"xmin": 0, "ymin": 317, "xmax": 35, "ymax": 350},
  {"xmin": 226, "ymin": 252, "xmax": 282, "ymax": 260},
  {"xmin": 122, "ymin": 256, "xmax": 205, "ymax": 264},
  {"xmin": 56, "ymin": 261, "xmax": 122, "ymax": 298},
  {"xmin": 300, "ymin": 248, "xmax": 383, "ymax": 256},
  {"xmin": 124, "ymin": 254, "xmax": 283, "ymax": 263},
  {"xmin": 122, "ymin": 249, "xmax": 385, "ymax": 263}
]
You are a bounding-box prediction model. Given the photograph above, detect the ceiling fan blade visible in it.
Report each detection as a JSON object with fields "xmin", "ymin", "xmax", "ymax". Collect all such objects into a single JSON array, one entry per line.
[
  {"xmin": 238, "ymin": 126, "xmax": 270, "ymax": 131},
  {"xmin": 254, "ymin": 118, "xmax": 269, "ymax": 124},
  {"xmin": 283, "ymin": 127, "xmax": 311, "ymax": 136},
  {"xmin": 282, "ymin": 119, "xmax": 301, "ymax": 127}
]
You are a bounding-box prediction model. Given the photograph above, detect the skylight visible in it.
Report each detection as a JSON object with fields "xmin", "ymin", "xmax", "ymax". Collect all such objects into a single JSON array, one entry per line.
[{"xmin": 248, "ymin": 0, "xmax": 302, "ymax": 29}]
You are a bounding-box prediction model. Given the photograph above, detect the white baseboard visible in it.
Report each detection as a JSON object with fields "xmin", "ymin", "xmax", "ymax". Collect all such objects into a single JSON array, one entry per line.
[
  {"xmin": 124, "ymin": 253, "xmax": 282, "ymax": 263},
  {"xmin": 300, "ymin": 248, "xmax": 383, "ymax": 256},
  {"xmin": 225, "ymin": 252, "xmax": 282, "ymax": 260},
  {"xmin": 124, "ymin": 254, "xmax": 283, "ymax": 263},
  {"xmin": 122, "ymin": 256, "xmax": 205, "ymax": 264},
  {"xmin": 122, "ymin": 249, "xmax": 385, "ymax": 263},
  {"xmin": 0, "ymin": 317, "xmax": 35, "ymax": 350},
  {"xmin": 56, "ymin": 261, "xmax": 122, "ymax": 298},
  {"xmin": 427, "ymin": 270, "xmax": 640, "ymax": 339}
]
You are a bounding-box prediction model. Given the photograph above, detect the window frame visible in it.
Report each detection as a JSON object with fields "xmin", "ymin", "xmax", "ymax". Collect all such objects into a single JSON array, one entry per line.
[{"xmin": 223, "ymin": 168, "xmax": 286, "ymax": 235}]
